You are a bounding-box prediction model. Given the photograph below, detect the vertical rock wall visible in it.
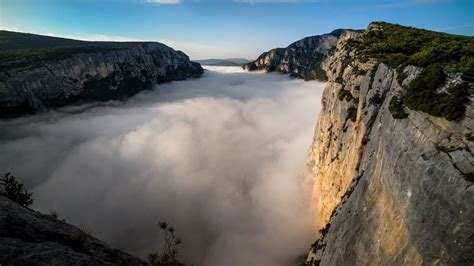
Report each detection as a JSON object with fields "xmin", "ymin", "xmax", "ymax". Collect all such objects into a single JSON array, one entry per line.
[{"xmin": 306, "ymin": 30, "xmax": 474, "ymax": 265}]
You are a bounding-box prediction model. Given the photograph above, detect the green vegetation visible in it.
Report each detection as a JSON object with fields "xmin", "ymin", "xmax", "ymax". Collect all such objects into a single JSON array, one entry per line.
[
  {"xmin": 396, "ymin": 64, "xmax": 408, "ymax": 84},
  {"xmin": 389, "ymin": 95, "xmax": 408, "ymax": 119},
  {"xmin": 0, "ymin": 30, "xmax": 142, "ymax": 68},
  {"xmin": 335, "ymin": 60, "xmax": 351, "ymax": 84},
  {"xmin": 338, "ymin": 89, "xmax": 354, "ymax": 102},
  {"xmin": 367, "ymin": 63, "xmax": 380, "ymax": 91},
  {"xmin": 345, "ymin": 106, "xmax": 358, "ymax": 122},
  {"xmin": 0, "ymin": 173, "xmax": 33, "ymax": 207},
  {"xmin": 304, "ymin": 67, "xmax": 328, "ymax": 81},
  {"xmin": 403, "ymin": 64, "xmax": 470, "ymax": 121},
  {"xmin": 357, "ymin": 22, "xmax": 474, "ymax": 69},
  {"xmin": 369, "ymin": 91, "xmax": 383, "ymax": 105},
  {"xmin": 355, "ymin": 22, "xmax": 474, "ymax": 121}
]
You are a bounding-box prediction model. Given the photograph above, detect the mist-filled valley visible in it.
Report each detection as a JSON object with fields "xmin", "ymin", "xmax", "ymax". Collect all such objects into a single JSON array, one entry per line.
[{"xmin": 0, "ymin": 66, "xmax": 325, "ymax": 265}]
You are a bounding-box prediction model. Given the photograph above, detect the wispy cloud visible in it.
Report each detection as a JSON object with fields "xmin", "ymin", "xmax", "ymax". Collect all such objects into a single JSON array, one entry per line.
[
  {"xmin": 376, "ymin": 0, "xmax": 450, "ymax": 9},
  {"xmin": 235, "ymin": 0, "xmax": 316, "ymax": 4},
  {"xmin": 145, "ymin": 0, "xmax": 181, "ymax": 4}
]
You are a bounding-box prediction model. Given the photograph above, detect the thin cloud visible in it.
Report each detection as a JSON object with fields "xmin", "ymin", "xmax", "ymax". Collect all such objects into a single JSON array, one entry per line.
[
  {"xmin": 235, "ymin": 0, "xmax": 316, "ymax": 4},
  {"xmin": 376, "ymin": 0, "xmax": 450, "ymax": 9},
  {"xmin": 145, "ymin": 0, "xmax": 181, "ymax": 4}
]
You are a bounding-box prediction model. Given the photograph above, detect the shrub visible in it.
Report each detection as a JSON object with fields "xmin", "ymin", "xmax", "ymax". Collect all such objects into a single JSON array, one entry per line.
[
  {"xmin": 403, "ymin": 64, "xmax": 469, "ymax": 121},
  {"xmin": 49, "ymin": 210, "xmax": 59, "ymax": 220},
  {"xmin": 68, "ymin": 227, "xmax": 92, "ymax": 250},
  {"xmin": 358, "ymin": 22, "xmax": 474, "ymax": 69},
  {"xmin": 368, "ymin": 63, "xmax": 380, "ymax": 91},
  {"xmin": 389, "ymin": 95, "xmax": 408, "ymax": 119},
  {"xmin": 304, "ymin": 67, "xmax": 328, "ymax": 81},
  {"xmin": 369, "ymin": 91, "xmax": 383, "ymax": 105},
  {"xmin": 338, "ymin": 89, "xmax": 354, "ymax": 102},
  {"xmin": 396, "ymin": 64, "xmax": 408, "ymax": 85},
  {"xmin": 148, "ymin": 220, "xmax": 184, "ymax": 266},
  {"xmin": 335, "ymin": 61, "xmax": 350, "ymax": 84},
  {"xmin": 0, "ymin": 173, "xmax": 33, "ymax": 207},
  {"xmin": 356, "ymin": 22, "xmax": 473, "ymax": 120},
  {"xmin": 346, "ymin": 106, "xmax": 358, "ymax": 122}
]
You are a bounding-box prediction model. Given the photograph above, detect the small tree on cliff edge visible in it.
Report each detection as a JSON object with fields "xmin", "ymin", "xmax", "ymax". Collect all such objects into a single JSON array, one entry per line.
[
  {"xmin": 148, "ymin": 220, "xmax": 184, "ymax": 266},
  {"xmin": 0, "ymin": 173, "xmax": 33, "ymax": 207}
]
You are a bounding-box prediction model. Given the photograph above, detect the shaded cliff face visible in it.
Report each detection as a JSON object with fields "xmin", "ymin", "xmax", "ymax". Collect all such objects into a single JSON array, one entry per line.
[
  {"xmin": 0, "ymin": 36, "xmax": 203, "ymax": 117},
  {"xmin": 306, "ymin": 27, "xmax": 474, "ymax": 264},
  {"xmin": 0, "ymin": 196, "xmax": 146, "ymax": 265},
  {"xmin": 243, "ymin": 29, "xmax": 352, "ymax": 81}
]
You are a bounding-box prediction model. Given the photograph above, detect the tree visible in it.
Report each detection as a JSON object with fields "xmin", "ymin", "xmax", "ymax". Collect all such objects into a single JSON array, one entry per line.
[
  {"xmin": 148, "ymin": 220, "xmax": 184, "ymax": 266},
  {"xmin": 0, "ymin": 173, "xmax": 33, "ymax": 207}
]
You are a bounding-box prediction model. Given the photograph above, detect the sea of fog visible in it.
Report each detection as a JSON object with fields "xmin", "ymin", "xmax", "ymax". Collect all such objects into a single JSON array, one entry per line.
[{"xmin": 0, "ymin": 66, "xmax": 325, "ymax": 266}]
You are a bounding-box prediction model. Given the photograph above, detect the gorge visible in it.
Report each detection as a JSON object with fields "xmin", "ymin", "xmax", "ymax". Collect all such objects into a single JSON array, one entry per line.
[
  {"xmin": 245, "ymin": 22, "xmax": 474, "ymax": 265},
  {"xmin": 1, "ymin": 21, "xmax": 473, "ymax": 266},
  {"xmin": 0, "ymin": 65, "xmax": 324, "ymax": 265}
]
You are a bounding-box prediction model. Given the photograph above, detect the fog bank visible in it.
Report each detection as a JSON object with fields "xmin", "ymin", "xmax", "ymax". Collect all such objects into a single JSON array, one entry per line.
[{"xmin": 0, "ymin": 66, "xmax": 325, "ymax": 265}]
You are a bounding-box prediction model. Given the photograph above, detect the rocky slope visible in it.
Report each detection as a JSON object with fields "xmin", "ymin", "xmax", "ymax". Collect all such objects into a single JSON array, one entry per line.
[
  {"xmin": 0, "ymin": 31, "xmax": 203, "ymax": 118},
  {"xmin": 243, "ymin": 29, "xmax": 353, "ymax": 80},
  {"xmin": 302, "ymin": 24, "xmax": 474, "ymax": 265},
  {"xmin": 0, "ymin": 195, "xmax": 146, "ymax": 265}
]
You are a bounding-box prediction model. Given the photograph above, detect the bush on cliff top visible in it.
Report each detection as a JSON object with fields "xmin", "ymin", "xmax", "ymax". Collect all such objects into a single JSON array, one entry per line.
[
  {"xmin": 0, "ymin": 173, "xmax": 33, "ymax": 207},
  {"xmin": 0, "ymin": 30, "xmax": 146, "ymax": 69},
  {"xmin": 357, "ymin": 22, "xmax": 474, "ymax": 121},
  {"xmin": 403, "ymin": 64, "xmax": 470, "ymax": 121},
  {"xmin": 357, "ymin": 22, "xmax": 474, "ymax": 69}
]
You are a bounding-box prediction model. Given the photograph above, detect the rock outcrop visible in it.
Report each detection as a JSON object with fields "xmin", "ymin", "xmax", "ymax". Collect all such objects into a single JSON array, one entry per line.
[
  {"xmin": 0, "ymin": 195, "xmax": 146, "ymax": 265},
  {"xmin": 303, "ymin": 27, "xmax": 474, "ymax": 264},
  {"xmin": 246, "ymin": 23, "xmax": 474, "ymax": 264},
  {"xmin": 243, "ymin": 29, "xmax": 355, "ymax": 80},
  {"xmin": 0, "ymin": 33, "xmax": 203, "ymax": 118}
]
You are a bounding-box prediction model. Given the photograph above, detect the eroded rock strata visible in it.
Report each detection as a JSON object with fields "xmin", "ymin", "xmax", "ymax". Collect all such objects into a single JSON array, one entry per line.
[
  {"xmin": 243, "ymin": 29, "xmax": 353, "ymax": 81},
  {"xmin": 0, "ymin": 35, "xmax": 203, "ymax": 117},
  {"xmin": 247, "ymin": 22, "xmax": 474, "ymax": 265},
  {"xmin": 305, "ymin": 26, "xmax": 474, "ymax": 265}
]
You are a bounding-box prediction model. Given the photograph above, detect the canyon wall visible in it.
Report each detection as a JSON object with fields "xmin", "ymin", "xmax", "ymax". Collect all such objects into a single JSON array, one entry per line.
[
  {"xmin": 305, "ymin": 29, "xmax": 474, "ymax": 265},
  {"xmin": 0, "ymin": 41, "xmax": 203, "ymax": 117},
  {"xmin": 245, "ymin": 23, "xmax": 474, "ymax": 265},
  {"xmin": 243, "ymin": 29, "xmax": 350, "ymax": 80}
]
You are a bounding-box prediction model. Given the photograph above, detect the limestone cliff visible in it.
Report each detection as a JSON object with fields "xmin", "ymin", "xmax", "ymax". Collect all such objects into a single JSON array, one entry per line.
[
  {"xmin": 0, "ymin": 195, "xmax": 146, "ymax": 265},
  {"xmin": 243, "ymin": 29, "xmax": 352, "ymax": 81},
  {"xmin": 303, "ymin": 25, "xmax": 474, "ymax": 265},
  {"xmin": 0, "ymin": 31, "xmax": 203, "ymax": 117}
]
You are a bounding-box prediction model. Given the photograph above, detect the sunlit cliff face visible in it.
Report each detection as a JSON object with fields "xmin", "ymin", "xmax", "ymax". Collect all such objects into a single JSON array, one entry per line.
[{"xmin": 0, "ymin": 66, "xmax": 325, "ymax": 266}]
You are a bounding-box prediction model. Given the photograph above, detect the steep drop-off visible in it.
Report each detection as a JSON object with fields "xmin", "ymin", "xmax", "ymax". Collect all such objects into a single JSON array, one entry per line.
[
  {"xmin": 247, "ymin": 22, "xmax": 474, "ymax": 264},
  {"xmin": 0, "ymin": 196, "xmax": 146, "ymax": 265},
  {"xmin": 0, "ymin": 31, "xmax": 203, "ymax": 117},
  {"xmin": 305, "ymin": 24, "xmax": 474, "ymax": 265}
]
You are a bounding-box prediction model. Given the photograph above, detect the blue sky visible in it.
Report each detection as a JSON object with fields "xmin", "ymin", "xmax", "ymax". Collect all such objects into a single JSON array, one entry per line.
[{"xmin": 1, "ymin": 0, "xmax": 473, "ymax": 59}]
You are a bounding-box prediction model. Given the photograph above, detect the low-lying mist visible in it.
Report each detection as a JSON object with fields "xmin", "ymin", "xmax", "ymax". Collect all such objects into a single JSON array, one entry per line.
[{"xmin": 0, "ymin": 66, "xmax": 325, "ymax": 265}]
